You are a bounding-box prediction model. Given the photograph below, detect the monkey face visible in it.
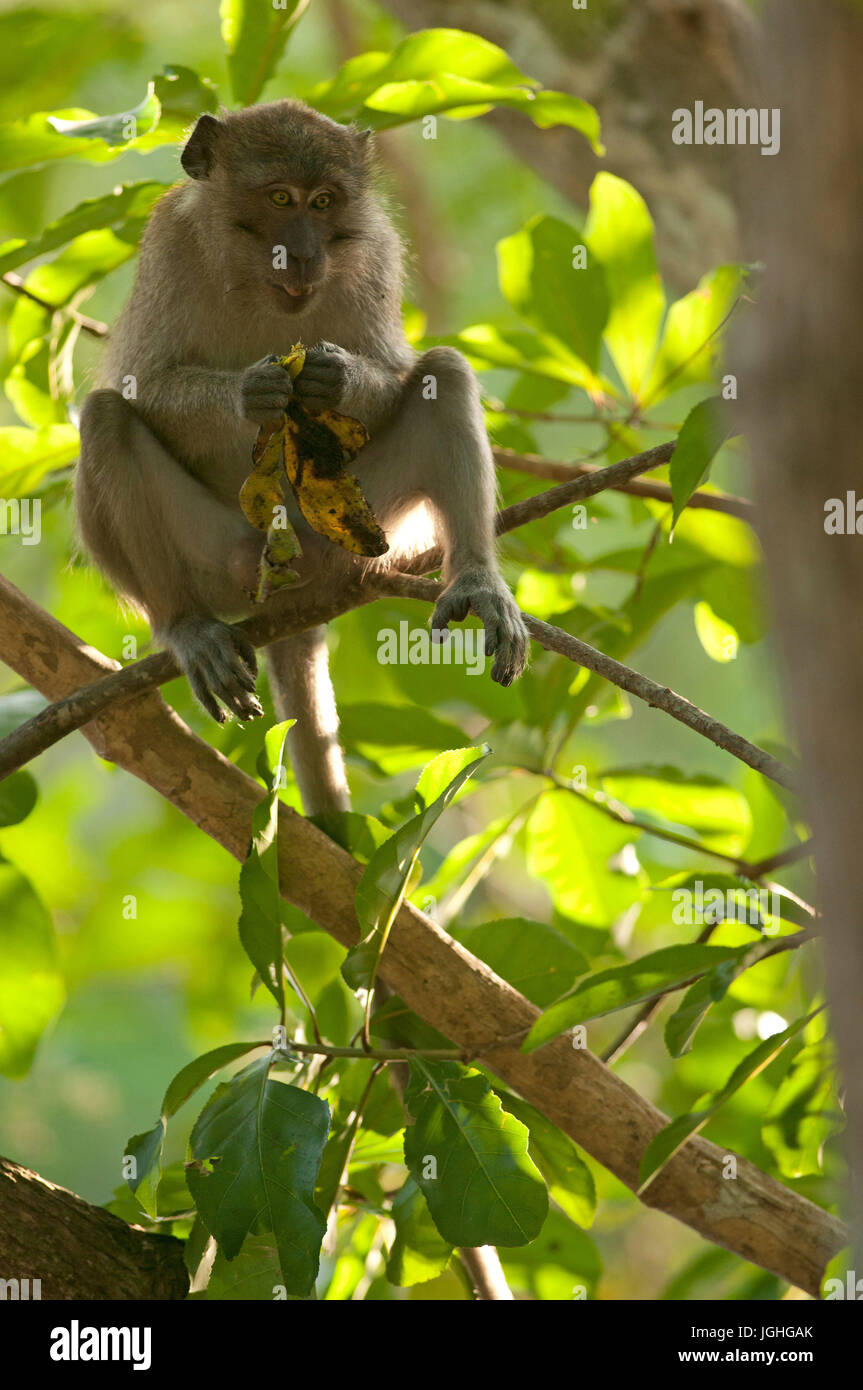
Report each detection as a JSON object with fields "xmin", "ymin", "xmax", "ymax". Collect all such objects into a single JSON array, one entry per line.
[{"xmin": 181, "ymin": 102, "xmax": 373, "ymax": 313}]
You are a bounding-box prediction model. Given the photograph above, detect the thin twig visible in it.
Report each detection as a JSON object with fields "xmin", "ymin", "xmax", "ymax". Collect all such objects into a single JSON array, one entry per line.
[
  {"xmin": 374, "ymin": 573, "xmax": 800, "ymax": 792},
  {"xmin": 493, "ymin": 447, "xmax": 753, "ymax": 521},
  {"xmin": 543, "ymin": 770, "xmax": 813, "ymax": 883},
  {"xmin": 0, "ymin": 440, "xmax": 790, "ymax": 791},
  {"xmin": 1, "ymin": 271, "xmax": 109, "ymax": 338}
]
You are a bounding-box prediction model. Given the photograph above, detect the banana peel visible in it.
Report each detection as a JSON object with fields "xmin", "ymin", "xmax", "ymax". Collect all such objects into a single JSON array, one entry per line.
[{"xmin": 239, "ymin": 344, "xmax": 388, "ymax": 603}]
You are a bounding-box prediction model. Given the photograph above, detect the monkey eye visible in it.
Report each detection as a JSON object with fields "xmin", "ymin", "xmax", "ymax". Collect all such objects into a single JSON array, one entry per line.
[
  {"xmin": 310, "ymin": 191, "xmax": 333, "ymax": 210},
  {"xmin": 269, "ymin": 190, "xmax": 291, "ymax": 207}
]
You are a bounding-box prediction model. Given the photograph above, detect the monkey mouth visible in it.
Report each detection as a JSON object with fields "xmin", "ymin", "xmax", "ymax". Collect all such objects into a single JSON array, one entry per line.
[{"xmin": 271, "ymin": 282, "xmax": 317, "ymax": 311}]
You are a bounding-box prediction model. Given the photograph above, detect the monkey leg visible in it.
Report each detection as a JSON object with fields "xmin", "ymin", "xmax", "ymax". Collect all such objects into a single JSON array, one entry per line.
[
  {"xmin": 77, "ymin": 389, "xmax": 265, "ymax": 721},
  {"xmin": 265, "ymin": 628, "xmax": 351, "ymax": 816},
  {"xmin": 351, "ymin": 348, "xmax": 528, "ymax": 685}
]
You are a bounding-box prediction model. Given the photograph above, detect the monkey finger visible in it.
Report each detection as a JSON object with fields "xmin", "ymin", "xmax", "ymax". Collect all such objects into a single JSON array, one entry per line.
[
  {"xmin": 231, "ymin": 692, "xmax": 265, "ymax": 722},
  {"xmin": 200, "ymin": 649, "xmax": 258, "ymax": 705},
  {"xmin": 432, "ymin": 592, "xmax": 469, "ymax": 628},
  {"xmin": 187, "ymin": 669, "xmax": 227, "ymax": 724},
  {"xmin": 230, "ymin": 630, "xmax": 259, "ymax": 680}
]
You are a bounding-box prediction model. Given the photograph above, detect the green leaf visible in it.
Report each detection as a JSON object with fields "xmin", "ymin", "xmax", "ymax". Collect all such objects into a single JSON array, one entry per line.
[
  {"xmin": 0, "ymin": 856, "xmax": 65, "ymax": 1078},
  {"xmin": 313, "ymin": 29, "xmax": 600, "ymax": 144},
  {"xmin": 0, "ymin": 770, "xmax": 37, "ymax": 826},
  {"xmin": 643, "ymin": 264, "xmax": 746, "ymax": 404},
  {"xmin": 310, "ymin": 810, "xmax": 391, "ymax": 864},
  {"xmin": 50, "ymin": 66, "xmax": 218, "ymax": 148},
  {"xmin": 0, "ymin": 182, "xmax": 165, "ymax": 276},
  {"xmin": 498, "ymin": 1093, "xmax": 596, "ymax": 1228},
  {"xmin": 664, "ymin": 936, "xmax": 805, "ymax": 1057},
  {"xmin": 238, "ymin": 721, "xmax": 294, "ymax": 1008},
  {"xmin": 188, "ymin": 1056, "xmax": 329, "ymax": 1297},
  {"xmin": 500, "ymin": 1209, "xmax": 601, "ymax": 1297},
  {"xmin": 442, "ymin": 323, "xmax": 613, "ymax": 394},
  {"xmin": 670, "ymin": 397, "xmax": 731, "ymax": 524},
  {"xmin": 0, "ymin": 426, "xmax": 79, "ymax": 494},
  {"xmin": 125, "ymin": 1040, "xmax": 265, "ymax": 1214},
  {"xmin": 342, "ymin": 746, "xmax": 488, "ymax": 991},
  {"xmin": 0, "ymin": 67, "xmax": 217, "ymax": 174},
  {"xmin": 313, "ymin": 29, "xmax": 528, "ymax": 118},
  {"xmin": 694, "ymin": 600, "xmax": 738, "ymax": 663},
  {"xmin": 124, "ymin": 1122, "xmax": 167, "ymax": 1217},
  {"xmin": 386, "ymin": 1177, "xmax": 453, "ymax": 1286},
  {"xmin": 761, "ymin": 1043, "xmax": 843, "ymax": 1178},
  {"xmin": 525, "ymin": 789, "xmax": 640, "ymax": 929},
  {"xmin": 220, "ymin": 0, "xmax": 309, "ymax": 106},
  {"xmin": 497, "ymin": 215, "xmax": 609, "ymax": 372},
  {"xmin": 585, "ymin": 173, "xmax": 665, "ymax": 397},
  {"xmin": 404, "ymin": 1059, "xmax": 548, "ymax": 1247},
  {"xmin": 455, "ymin": 919, "xmax": 587, "ymax": 1007},
  {"xmin": 525, "ymin": 944, "xmax": 743, "ymax": 1053},
  {"xmin": 203, "ymin": 1235, "xmax": 288, "ymax": 1300},
  {"xmin": 639, "ymin": 1010, "xmax": 820, "ymax": 1191},
  {"xmin": 599, "ymin": 765, "xmax": 752, "ymax": 848}
]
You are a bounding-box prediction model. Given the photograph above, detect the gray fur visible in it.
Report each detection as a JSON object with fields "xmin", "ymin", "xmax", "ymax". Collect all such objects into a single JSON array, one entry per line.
[{"xmin": 77, "ymin": 99, "xmax": 527, "ymax": 811}]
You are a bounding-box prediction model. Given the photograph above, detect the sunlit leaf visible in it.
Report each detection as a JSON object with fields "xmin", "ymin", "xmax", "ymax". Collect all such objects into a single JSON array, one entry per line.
[
  {"xmin": 585, "ymin": 173, "xmax": 664, "ymax": 397},
  {"xmin": 220, "ymin": 0, "xmax": 309, "ymax": 105},
  {"xmin": 525, "ymin": 944, "xmax": 743, "ymax": 1053},
  {"xmin": 497, "ymin": 215, "xmax": 609, "ymax": 372}
]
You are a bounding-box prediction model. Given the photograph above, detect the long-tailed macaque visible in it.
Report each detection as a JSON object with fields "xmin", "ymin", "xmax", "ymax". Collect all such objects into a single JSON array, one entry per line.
[{"xmin": 77, "ymin": 101, "xmax": 527, "ymax": 814}]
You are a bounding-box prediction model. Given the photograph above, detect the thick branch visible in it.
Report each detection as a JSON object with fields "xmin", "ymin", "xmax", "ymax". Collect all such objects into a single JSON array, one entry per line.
[
  {"xmin": 0, "ymin": 443, "xmax": 674, "ymax": 777},
  {"xmin": 0, "ymin": 579, "xmax": 845, "ymax": 1295},
  {"xmin": 0, "ymin": 1155, "xmax": 187, "ymax": 1300}
]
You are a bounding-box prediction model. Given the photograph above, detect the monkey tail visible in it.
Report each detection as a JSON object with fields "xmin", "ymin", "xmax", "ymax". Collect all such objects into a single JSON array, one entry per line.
[{"xmin": 265, "ymin": 627, "xmax": 351, "ymax": 816}]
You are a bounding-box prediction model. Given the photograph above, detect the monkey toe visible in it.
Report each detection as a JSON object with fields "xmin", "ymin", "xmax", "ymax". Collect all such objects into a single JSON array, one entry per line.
[{"xmin": 187, "ymin": 668, "xmax": 227, "ymax": 724}]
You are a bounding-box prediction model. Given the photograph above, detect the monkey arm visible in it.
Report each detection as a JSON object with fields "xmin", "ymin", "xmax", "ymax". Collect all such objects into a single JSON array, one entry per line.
[
  {"xmin": 132, "ymin": 365, "xmax": 243, "ymax": 424},
  {"xmin": 338, "ymin": 352, "xmax": 407, "ymax": 433}
]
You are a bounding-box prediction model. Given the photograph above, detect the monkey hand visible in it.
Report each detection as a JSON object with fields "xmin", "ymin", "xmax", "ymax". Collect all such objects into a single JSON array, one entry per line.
[
  {"xmin": 431, "ymin": 567, "xmax": 529, "ymax": 687},
  {"xmin": 293, "ymin": 341, "xmax": 350, "ymax": 409},
  {"xmin": 166, "ymin": 616, "xmax": 263, "ymax": 723},
  {"xmin": 238, "ymin": 356, "xmax": 296, "ymax": 424}
]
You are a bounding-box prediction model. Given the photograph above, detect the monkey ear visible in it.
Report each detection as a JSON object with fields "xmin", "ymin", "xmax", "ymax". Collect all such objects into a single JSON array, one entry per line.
[
  {"xmin": 181, "ymin": 114, "xmax": 223, "ymax": 180},
  {"xmin": 353, "ymin": 127, "xmax": 374, "ymax": 164}
]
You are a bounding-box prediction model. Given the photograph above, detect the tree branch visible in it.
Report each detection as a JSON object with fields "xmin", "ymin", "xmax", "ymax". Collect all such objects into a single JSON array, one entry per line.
[
  {"xmin": 373, "ymin": 573, "xmax": 800, "ymax": 791},
  {"xmin": 493, "ymin": 447, "xmax": 754, "ymax": 521},
  {"xmin": 0, "ymin": 1155, "xmax": 187, "ymax": 1300},
  {"xmin": 1, "ymin": 271, "xmax": 109, "ymax": 338},
  {"xmin": 0, "ymin": 579, "xmax": 845, "ymax": 1296},
  {"xmin": 0, "ymin": 438, "xmax": 794, "ymax": 791}
]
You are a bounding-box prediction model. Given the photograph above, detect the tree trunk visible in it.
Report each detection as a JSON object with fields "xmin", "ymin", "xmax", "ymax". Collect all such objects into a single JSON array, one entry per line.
[{"xmin": 739, "ymin": 0, "xmax": 863, "ymax": 1258}]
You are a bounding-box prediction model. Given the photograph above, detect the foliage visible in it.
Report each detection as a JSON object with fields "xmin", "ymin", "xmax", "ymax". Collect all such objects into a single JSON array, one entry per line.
[{"xmin": 0, "ymin": 1, "xmax": 840, "ymax": 1302}]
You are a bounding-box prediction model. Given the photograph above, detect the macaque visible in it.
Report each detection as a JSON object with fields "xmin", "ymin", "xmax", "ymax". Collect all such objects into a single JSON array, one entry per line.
[{"xmin": 76, "ymin": 101, "xmax": 527, "ymax": 814}]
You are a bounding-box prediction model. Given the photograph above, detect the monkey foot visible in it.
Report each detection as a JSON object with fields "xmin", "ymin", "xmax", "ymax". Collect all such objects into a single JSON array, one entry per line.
[
  {"xmin": 166, "ymin": 617, "xmax": 263, "ymax": 723},
  {"xmin": 431, "ymin": 567, "xmax": 529, "ymax": 686}
]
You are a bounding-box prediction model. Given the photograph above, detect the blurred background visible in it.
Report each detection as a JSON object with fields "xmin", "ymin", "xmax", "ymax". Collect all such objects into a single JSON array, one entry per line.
[{"xmin": 0, "ymin": 0, "xmax": 837, "ymax": 1300}]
